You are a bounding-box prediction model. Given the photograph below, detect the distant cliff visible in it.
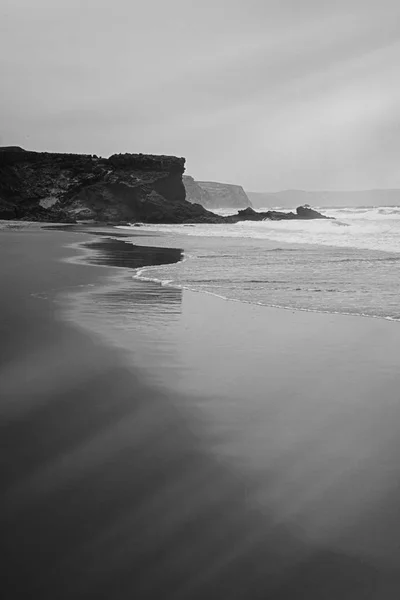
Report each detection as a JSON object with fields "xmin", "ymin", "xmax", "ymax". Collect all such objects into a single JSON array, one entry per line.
[
  {"xmin": 182, "ymin": 176, "xmax": 214, "ymax": 209},
  {"xmin": 184, "ymin": 177, "xmax": 252, "ymax": 210},
  {"xmin": 0, "ymin": 149, "xmax": 217, "ymax": 223}
]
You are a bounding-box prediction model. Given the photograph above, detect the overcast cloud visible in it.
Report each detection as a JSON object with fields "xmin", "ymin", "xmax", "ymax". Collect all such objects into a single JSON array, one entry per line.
[{"xmin": 1, "ymin": 0, "xmax": 400, "ymax": 190}]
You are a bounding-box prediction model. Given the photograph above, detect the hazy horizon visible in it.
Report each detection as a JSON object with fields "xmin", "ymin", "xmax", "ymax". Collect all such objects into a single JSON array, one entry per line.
[
  {"xmin": 247, "ymin": 187, "xmax": 400, "ymax": 194},
  {"xmin": 2, "ymin": 0, "xmax": 400, "ymax": 191}
]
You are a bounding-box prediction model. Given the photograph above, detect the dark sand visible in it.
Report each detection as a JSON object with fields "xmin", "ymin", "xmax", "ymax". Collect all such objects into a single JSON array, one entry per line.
[{"xmin": 2, "ymin": 226, "xmax": 400, "ymax": 599}]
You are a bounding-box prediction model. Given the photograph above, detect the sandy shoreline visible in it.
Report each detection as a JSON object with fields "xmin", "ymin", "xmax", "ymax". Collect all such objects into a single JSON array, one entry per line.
[{"xmin": 2, "ymin": 225, "xmax": 400, "ymax": 598}]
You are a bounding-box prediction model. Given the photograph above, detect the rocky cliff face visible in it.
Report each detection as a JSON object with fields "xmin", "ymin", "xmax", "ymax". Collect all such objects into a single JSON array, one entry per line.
[
  {"xmin": 196, "ymin": 181, "xmax": 252, "ymax": 209},
  {"xmin": 0, "ymin": 149, "xmax": 217, "ymax": 223},
  {"xmin": 182, "ymin": 175, "xmax": 214, "ymax": 209},
  {"xmin": 0, "ymin": 148, "xmax": 329, "ymax": 224},
  {"xmin": 183, "ymin": 176, "xmax": 252, "ymax": 210}
]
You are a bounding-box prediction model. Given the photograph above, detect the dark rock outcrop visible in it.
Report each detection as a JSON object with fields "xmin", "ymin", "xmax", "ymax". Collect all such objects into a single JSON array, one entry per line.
[
  {"xmin": 296, "ymin": 205, "xmax": 328, "ymax": 219},
  {"xmin": 0, "ymin": 146, "xmax": 27, "ymax": 153},
  {"xmin": 0, "ymin": 150, "xmax": 219, "ymax": 223},
  {"xmin": 0, "ymin": 149, "xmax": 329, "ymax": 224},
  {"xmin": 224, "ymin": 205, "xmax": 329, "ymax": 223}
]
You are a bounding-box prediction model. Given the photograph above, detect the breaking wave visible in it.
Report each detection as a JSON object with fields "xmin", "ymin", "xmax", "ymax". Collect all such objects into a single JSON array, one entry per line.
[
  {"xmin": 118, "ymin": 205, "xmax": 400, "ymax": 322},
  {"xmin": 118, "ymin": 206, "xmax": 400, "ymax": 254}
]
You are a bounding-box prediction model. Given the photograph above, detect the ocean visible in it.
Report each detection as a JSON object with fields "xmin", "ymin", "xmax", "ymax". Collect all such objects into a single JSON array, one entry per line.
[{"xmin": 117, "ymin": 206, "xmax": 400, "ymax": 322}]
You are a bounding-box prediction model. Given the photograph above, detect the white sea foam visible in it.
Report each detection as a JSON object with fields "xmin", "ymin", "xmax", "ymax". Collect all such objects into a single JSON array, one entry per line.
[
  {"xmin": 132, "ymin": 265, "xmax": 400, "ymax": 323},
  {"xmin": 118, "ymin": 205, "xmax": 400, "ymax": 322},
  {"xmin": 118, "ymin": 206, "xmax": 400, "ymax": 253}
]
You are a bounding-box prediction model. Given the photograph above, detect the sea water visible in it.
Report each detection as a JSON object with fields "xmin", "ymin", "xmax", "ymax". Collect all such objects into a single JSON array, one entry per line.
[{"xmin": 117, "ymin": 206, "xmax": 400, "ymax": 321}]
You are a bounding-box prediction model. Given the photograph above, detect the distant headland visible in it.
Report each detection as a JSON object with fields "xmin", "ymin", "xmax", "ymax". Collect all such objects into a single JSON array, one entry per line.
[{"xmin": 0, "ymin": 148, "xmax": 328, "ymax": 224}]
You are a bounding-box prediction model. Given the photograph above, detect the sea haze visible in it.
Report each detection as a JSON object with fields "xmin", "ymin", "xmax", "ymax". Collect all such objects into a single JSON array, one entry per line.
[{"xmin": 117, "ymin": 206, "xmax": 400, "ymax": 321}]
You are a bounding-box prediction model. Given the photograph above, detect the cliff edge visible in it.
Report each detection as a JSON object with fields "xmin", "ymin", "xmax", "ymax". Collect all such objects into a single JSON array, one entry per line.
[
  {"xmin": 184, "ymin": 177, "xmax": 252, "ymax": 210},
  {"xmin": 0, "ymin": 148, "xmax": 329, "ymax": 224},
  {"xmin": 0, "ymin": 149, "xmax": 216, "ymax": 223},
  {"xmin": 183, "ymin": 175, "xmax": 214, "ymax": 209}
]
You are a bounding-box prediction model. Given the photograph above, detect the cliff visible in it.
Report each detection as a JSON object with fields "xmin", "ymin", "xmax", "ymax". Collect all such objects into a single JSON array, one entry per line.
[
  {"xmin": 183, "ymin": 175, "xmax": 214, "ymax": 209},
  {"xmin": 0, "ymin": 148, "xmax": 329, "ymax": 224},
  {"xmin": 0, "ymin": 149, "xmax": 217, "ymax": 223},
  {"xmin": 184, "ymin": 177, "xmax": 252, "ymax": 210}
]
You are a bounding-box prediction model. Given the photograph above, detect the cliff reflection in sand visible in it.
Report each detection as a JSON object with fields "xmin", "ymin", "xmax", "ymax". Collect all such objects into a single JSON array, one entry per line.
[
  {"xmin": 83, "ymin": 238, "xmax": 183, "ymax": 270},
  {"xmin": 67, "ymin": 238, "xmax": 184, "ymax": 346}
]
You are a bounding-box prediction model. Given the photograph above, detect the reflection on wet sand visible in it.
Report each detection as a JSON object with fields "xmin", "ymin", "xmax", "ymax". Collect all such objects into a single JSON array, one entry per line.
[
  {"xmin": 2, "ymin": 230, "xmax": 400, "ymax": 599},
  {"xmin": 83, "ymin": 237, "xmax": 183, "ymax": 270}
]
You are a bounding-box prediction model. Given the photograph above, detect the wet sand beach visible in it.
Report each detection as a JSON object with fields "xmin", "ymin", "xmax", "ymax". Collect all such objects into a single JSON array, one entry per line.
[{"xmin": 2, "ymin": 226, "xmax": 400, "ymax": 599}]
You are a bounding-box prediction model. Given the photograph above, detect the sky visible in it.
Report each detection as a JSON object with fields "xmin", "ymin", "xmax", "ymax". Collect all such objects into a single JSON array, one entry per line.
[{"xmin": 1, "ymin": 0, "xmax": 400, "ymax": 191}]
